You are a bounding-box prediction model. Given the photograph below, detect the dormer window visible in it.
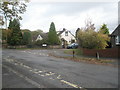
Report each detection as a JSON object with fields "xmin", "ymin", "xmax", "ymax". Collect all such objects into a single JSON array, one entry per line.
[{"xmin": 65, "ymin": 31, "xmax": 68, "ymax": 36}]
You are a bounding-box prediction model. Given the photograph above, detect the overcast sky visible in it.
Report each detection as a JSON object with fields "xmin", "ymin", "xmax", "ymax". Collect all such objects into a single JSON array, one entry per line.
[{"xmin": 20, "ymin": 0, "xmax": 119, "ymax": 34}]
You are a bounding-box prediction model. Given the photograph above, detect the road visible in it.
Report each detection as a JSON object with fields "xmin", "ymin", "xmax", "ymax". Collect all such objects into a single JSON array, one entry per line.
[{"xmin": 2, "ymin": 49, "xmax": 118, "ymax": 88}]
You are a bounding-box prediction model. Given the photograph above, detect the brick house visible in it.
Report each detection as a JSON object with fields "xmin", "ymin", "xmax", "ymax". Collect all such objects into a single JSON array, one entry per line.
[{"xmin": 110, "ymin": 24, "xmax": 120, "ymax": 48}]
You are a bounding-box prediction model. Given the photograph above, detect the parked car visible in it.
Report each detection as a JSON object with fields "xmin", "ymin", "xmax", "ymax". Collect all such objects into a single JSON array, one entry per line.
[
  {"xmin": 67, "ymin": 43, "xmax": 78, "ymax": 49},
  {"xmin": 42, "ymin": 43, "xmax": 47, "ymax": 47}
]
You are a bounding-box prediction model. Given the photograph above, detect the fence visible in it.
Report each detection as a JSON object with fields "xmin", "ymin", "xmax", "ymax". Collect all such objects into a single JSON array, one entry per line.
[
  {"xmin": 2, "ymin": 44, "xmax": 62, "ymax": 49},
  {"xmin": 82, "ymin": 48, "xmax": 119, "ymax": 59}
]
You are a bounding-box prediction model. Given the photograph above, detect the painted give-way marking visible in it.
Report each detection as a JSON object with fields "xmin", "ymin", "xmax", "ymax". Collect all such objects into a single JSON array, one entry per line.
[
  {"xmin": 21, "ymin": 51, "xmax": 49, "ymax": 57},
  {"xmin": 3, "ymin": 57, "xmax": 85, "ymax": 89},
  {"xmin": 2, "ymin": 64, "xmax": 45, "ymax": 88}
]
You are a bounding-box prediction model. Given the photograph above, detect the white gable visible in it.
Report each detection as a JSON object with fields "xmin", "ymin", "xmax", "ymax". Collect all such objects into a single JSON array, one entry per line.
[{"xmin": 36, "ymin": 35, "xmax": 43, "ymax": 41}]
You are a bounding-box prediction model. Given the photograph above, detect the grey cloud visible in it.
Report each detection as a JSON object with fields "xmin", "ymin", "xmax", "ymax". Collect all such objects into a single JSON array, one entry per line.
[
  {"xmin": 39, "ymin": 2, "xmax": 117, "ymax": 16},
  {"xmin": 21, "ymin": 2, "xmax": 118, "ymax": 33},
  {"xmin": 118, "ymin": 1, "xmax": 120, "ymax": 24}
]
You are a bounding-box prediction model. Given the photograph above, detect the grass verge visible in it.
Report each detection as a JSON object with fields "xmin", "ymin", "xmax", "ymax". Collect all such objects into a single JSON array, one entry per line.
[
  {"xmin": 64, "ymin": 49, "xmax": 83, "ymax": 56},
  {"xmin": 49, "ymin": 53, "xmax": 117, "ymax": 67}
]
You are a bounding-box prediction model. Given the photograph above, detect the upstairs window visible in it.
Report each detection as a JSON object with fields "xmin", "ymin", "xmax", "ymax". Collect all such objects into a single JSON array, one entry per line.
[
  {"xmin": 116, "ymin": 35, "xmax": 120, "ymax": 45},
  {"xmin": 65, "ymin": 31, "xmax": 68, "ymax": 36}
]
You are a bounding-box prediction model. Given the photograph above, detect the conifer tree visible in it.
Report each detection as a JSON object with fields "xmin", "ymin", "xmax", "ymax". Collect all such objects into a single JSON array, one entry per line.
[
  {"xmin": 99, "ymin": 24, "xmax": 109, "ymax": 35},
  {"xmin": 48, "ymin": 22, "xmax": 60, "ymax": 45},
  {"xmin": 7, "ymin": 19, "xmax": 23, "ymax": 45}
]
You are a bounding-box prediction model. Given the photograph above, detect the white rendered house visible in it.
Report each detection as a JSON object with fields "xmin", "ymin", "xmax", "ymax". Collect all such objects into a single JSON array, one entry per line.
[{"xmin": 57, "ymin": 28, "xmax": 76, "ymax": 47}]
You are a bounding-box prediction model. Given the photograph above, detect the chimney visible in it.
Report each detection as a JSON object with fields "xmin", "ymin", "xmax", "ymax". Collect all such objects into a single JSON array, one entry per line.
[{"xmin": 63, "ymin": 28, "xmax": 66, "ymax": 31}]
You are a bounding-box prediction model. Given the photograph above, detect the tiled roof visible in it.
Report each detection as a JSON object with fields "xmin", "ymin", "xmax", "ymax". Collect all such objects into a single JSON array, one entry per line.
[{"xmin": 111, "ymin": 24, "xmax": 120, "ymax": 36}]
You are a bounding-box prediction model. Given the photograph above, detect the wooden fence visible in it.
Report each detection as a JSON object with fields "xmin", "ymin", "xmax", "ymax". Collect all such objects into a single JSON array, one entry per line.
[{"xmin": 82, "ymin": 48, "xmax": 119, "ymax": 59}]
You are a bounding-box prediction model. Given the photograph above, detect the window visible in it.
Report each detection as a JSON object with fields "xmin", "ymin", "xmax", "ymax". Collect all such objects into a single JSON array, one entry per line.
[
  {"xmin": 116, "ymin": 35, "xmax": 120, "ymax": 45},
  {"xmin": 65, "ymin": 31, "xmax": 68, "ymax": 36}
]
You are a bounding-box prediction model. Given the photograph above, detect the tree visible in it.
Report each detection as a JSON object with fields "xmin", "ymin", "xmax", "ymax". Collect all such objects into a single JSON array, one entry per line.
[
  {"xmin": 7, "ymin": 19, "xmax": 23, "ymax": 45},
  {"xmin": 0, "ymin": 16, "xmax": 4, "ymax": 26},
  {"xmin": 85, "ymin": 18, "xmax": 95, "ymax": 31},
  {"xmin": 99, "ymin": 24, "xmax": 110, "ymax": 48},
  {"xmin": 2, "ymin": 29, "xmax": 7, "ymax": 41},
  {"xmin": 99, "ymin": 24, "xmax": 109, "ymax": 35},
  {"xmin": 35, "ymin": 40, "xmax": 43, "ymax": 46},
  {"xmin": 48, "ymin": 22, "xmax": 61, "ymax": 45},
  {"xmin": 22, "ymin": 31, "xmax": 32, "ymax": 45},
  {"xmin": 0, "ymin": 29, "xmax": 2, "ymax": 43},
  {"xmin": 77, "ymin": 21, "xmax": 110, "ymax": 49},
  {"xmin": 0, "ymin": 1, "xmax": 28, "ymax": 28},
  {"xmin": 8, "ymin": 20, "xmax": 13, "ymax": 29},
  {"xmin": 77, "ymin": 29, "xmax": 109, "ymax": 49}
]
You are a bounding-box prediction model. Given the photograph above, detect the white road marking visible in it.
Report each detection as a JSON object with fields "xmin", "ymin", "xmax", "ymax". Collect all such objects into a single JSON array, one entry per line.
[
  {"xmin": 29, "ymin": 70, "xmax": 33, "ymax": 72},
  {"xmin": 49, "ymin": 77, "xmax": 55, "ymax": 80},
  {"xmin": 19, "ymin": 63, "xmax": 23, "ymax": 65},
  {"xmin": 14, "ymin": 63, "xmax": 18, "ymax": 65},
  {"xmin": 4, "ymin": 57, "xmax": 84, "ymax": 89},
  {"xmin": 24, "ymin": 65, "xmax": 31, "ymax": 69},
  {"xmin": 40, "ymin": 75, "xmax": 45, "ymax": 77},
  {"xmin": 38, "ymin": 71, "xmax": 43, "ymax": 73},
  {"xmin": 45, "ymin": 73, "xmax": 51, "ymax": 76},
  {"xmin": 34, "ymin": 72, "xmax": 39, "ymax": 74},
  {"xmin": 21, "ymin": 50, "xmax": 49, "ymax": 57},
  {"xmin": 60, "ymin": 80, "xmax": 82, "ymax": 88},
  {"xmin": 45, "ymin": 72, "xmax": 54, "ymax": 76},
  {"xmin": 3, "ymin": 65, "xmax": 43, "ymax": 88},
  {"xmin": 57, "ymin": 75, "xmax": 62, "ymax": 79},
  {"xmin": 33, "ymin": 69, "xmax": 38, "ymax": 71}
]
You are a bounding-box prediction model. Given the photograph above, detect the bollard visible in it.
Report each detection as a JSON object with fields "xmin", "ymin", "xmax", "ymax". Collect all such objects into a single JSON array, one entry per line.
[
  {"xmin": 96, "ymin": 52, "xmax": 99, "ymax": 60},
  {"xmin": 73, "ymin": 50, "xmax": 75, "ymax": 58}
]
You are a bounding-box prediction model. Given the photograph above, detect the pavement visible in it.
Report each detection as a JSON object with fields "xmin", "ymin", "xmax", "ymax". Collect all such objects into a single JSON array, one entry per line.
[{"xmin": 2, "ymin": 49, "xmax": 119, "ymax": 88}]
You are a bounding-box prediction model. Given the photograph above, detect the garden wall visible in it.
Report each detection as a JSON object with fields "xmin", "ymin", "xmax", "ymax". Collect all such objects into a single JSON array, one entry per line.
[
  {"xmin": 48, "ymin": 45, "xmax": 61, "ymax": 49},
  {"xmin": 7, "ymin": 45, "xmax": 27, "ymax": 49},
  {"xmin": 82, "ymin": 48, "xmax": 119, "ymax": 59},
  {"xmin": 2, "ymin": 44, "xmax": 62, "ymax": 49}
]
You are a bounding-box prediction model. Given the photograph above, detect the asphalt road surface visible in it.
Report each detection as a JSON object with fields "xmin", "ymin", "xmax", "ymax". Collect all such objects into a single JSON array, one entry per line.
[{"xmin": 2, "ymin": 49, "xmax": 118, "ymax": 88}]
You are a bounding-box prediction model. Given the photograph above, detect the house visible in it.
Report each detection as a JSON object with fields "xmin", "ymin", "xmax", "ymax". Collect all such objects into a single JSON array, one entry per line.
[
  {"xmin": 36, "ymin": 35, "xmax": 43, "ymax": 41},
  {"xmin": 110, "ymin": 24, "xmax": 120, "ymax": 48},
  {"xmin": 57, "ymin": 28, "xmax": 76, "ymax": 48},
  {"xmin": 35, "ymin": 33, "xmax": 48, "ymax": 42}
]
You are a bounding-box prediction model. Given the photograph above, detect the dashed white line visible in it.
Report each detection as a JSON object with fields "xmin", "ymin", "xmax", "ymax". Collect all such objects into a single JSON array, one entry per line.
[
  {"xmin": 3, "ymin": 65, "xmax": 44, "ymax": 88},
  {"xmin": 57, "ymin": 75, "xmax": 62, "ymax": 79},
  {"xmin": 60, "ymin": 80, "xmax": 82, "ymax": 88},
  {"xmin": 4, "ymin": 57, "xmax": 84, "ymax": 89}
]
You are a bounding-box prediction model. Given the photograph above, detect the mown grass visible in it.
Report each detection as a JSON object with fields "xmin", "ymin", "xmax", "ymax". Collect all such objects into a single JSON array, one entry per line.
[
  {"xmin": 62, "ymin": 48, "xmax": 115, "ymax": 65},
  {"xmin": 49, "ymin": 53, "xmax": 115, "ymax": 66},
  {"xmin": 64, "ymin": 49, "xmax": 83, "ymax": 56}
]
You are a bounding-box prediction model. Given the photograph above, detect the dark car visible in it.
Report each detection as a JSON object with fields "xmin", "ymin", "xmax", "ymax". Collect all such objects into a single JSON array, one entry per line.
[{"xmin": 67, "ymin": 43, "xmax": 78, "ymax": 49}]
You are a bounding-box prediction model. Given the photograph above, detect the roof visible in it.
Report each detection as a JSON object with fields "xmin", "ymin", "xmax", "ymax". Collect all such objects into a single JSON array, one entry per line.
[
  {"xmin": 57, "ymin": 28, "xmax": 75, "ymax": 38},
  {"xmin": 111, "ymin": 24, "xmax": 120, "ymax": 36},
  {"xmin": 40, "ymin": 33, "xmax": 48, "ymax": 39},
  {"xmin": 57, "ymin": 28, "xmax": 66, "ymax": 35},
  {"xmin": 68, "ymin": 31, "xmax": 76, "ymax": 38},
  {"xmin": 32, "ymin": 33, "xmax": 48, "ymax": 41}
]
